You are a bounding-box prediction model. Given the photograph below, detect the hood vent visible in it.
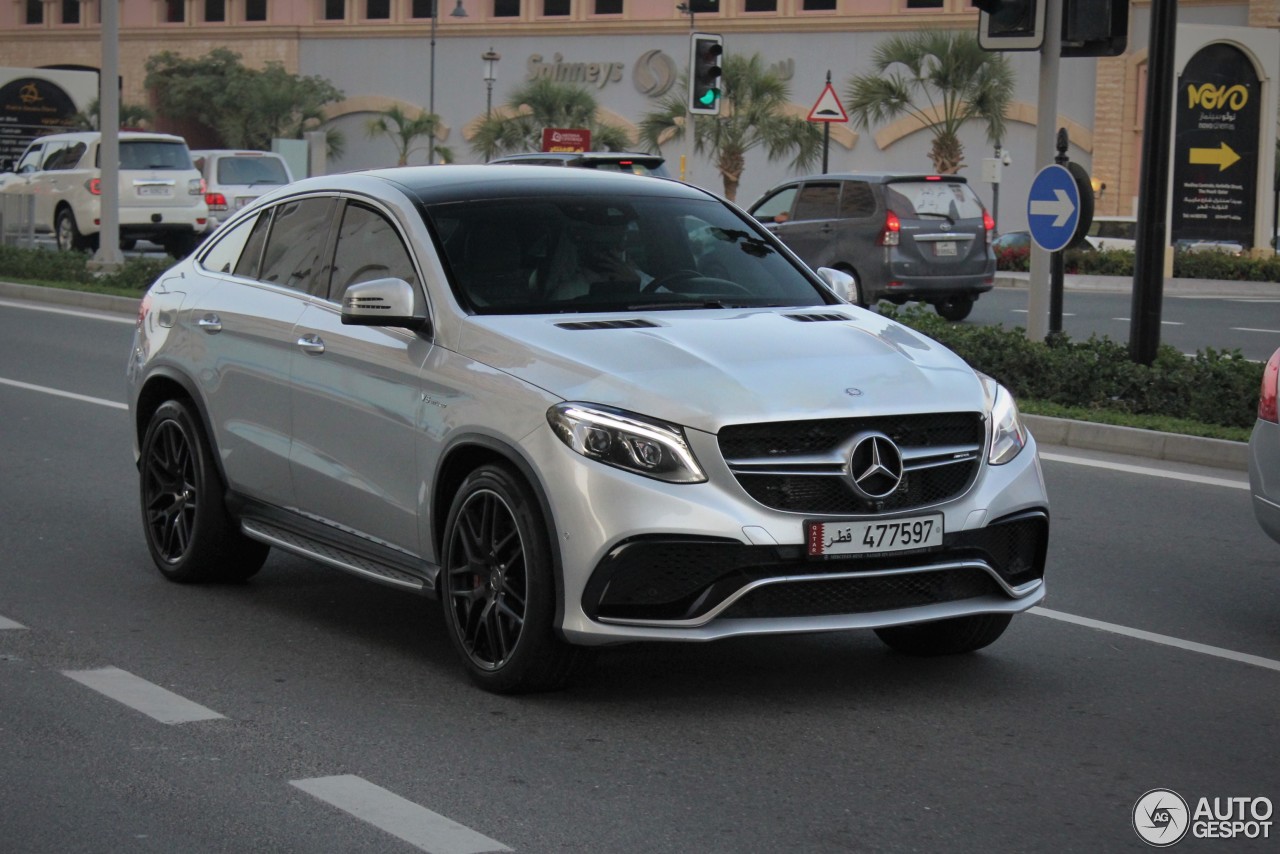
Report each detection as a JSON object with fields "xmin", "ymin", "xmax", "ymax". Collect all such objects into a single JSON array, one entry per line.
[
  {"xmin": 785, "ymin": 312, "xmax": 851, "ymax": 323},
  {"xmin": 556, "ymin": 318, "xmax": 659, "ymax": 331}
]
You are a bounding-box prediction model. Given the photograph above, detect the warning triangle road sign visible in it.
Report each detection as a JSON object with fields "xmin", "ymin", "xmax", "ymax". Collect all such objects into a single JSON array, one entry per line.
[{"xmin": 807, "ymin": 83, "xmax": 848, "ymax": 123}]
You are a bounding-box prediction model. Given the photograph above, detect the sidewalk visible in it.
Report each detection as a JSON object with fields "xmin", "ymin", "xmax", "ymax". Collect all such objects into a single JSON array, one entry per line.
[
  {"xmin": 995, "ymin": 271, "xmax": 1280, "ymax": 299},
  {"xmin": 0, "ymin": 279, "xmax": 1252, "ymax": 472}
]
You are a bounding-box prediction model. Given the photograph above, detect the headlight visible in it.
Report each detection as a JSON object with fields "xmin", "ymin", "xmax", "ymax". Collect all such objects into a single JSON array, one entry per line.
[
  {"xmin": 548, "ymin": 403, "xmax": 706, "ymax": 483},
  {"xmin": 979, "ymin": 374, "xmax": 1028, "ymax": 465}
]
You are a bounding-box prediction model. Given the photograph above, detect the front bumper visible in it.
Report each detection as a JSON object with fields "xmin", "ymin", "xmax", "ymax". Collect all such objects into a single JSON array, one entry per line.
[{"xmin": 526, "ymin": 420, "xmax": 1050, "ymax": 645}]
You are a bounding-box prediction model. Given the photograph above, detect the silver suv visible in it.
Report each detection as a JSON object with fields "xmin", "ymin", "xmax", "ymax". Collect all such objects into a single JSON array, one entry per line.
[
  {"xmin": 127, "ymin": 166, "xmax": 1048, "ymax": 693},
  {"xmin": 749, "ymin": 173, "xmax": 997, "ymax": 321},
  {"xmin": 1, "ymin": 130, "xmax": 208, "ymax": 257}
]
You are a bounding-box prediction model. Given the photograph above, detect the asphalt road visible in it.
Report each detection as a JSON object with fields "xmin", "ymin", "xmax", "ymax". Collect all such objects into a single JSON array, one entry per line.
[
  {"xmin": 970, "ymin": 287, "xmax": 1280, "ymax": 362},
  {"xmin": 2, "ymin": 298, "xmax": 1278, "ymax": 852}
]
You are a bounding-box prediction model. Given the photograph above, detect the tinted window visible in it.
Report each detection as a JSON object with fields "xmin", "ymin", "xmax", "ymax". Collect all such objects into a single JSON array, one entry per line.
[
  {"xmin": 257, "ymin": 198, "xmax": 335, "ymax": 295},
  {"xmin": 199, "ymin": 214, "xmax": 260, "ymax": 275},
  {"xmin": 838, "ymin": 181, "xmax": 876, "ymax": 218},
  {"xmin": 751, "ymin": 186, "xmax": 798, "ymax": 222},
  {"xmin": 216, "ymin": 156, "xmax": 290, "ymax": 186},
  {"xmin": 329, "ymin": 202, "xmax": 418, "ymax": 301},
  {"xmin": 424, "ymin": 194, "xmax": 824, "ymax": 315},
  {"xmin": 792, "ymin": 183, "xmax": 840, "ymax": 221},
  {"xmin": 885, "ymin": 180, "xmax": 985, "ymax": 220},
  {"xmin": 111, "ymin": 141, "xmax": 194, "ymax": 171},
  {"xmin": 234, "ymin": 211, "xmax": 272, "ymax": 279}
]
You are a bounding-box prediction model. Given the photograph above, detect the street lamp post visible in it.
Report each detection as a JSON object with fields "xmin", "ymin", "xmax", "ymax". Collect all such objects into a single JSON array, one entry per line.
[
  {"xmin": 481, "ymin": 47, "xmax": 501, "ymax": 162},
  {"xmin": 429, "ymin": 0, "xmax": 468, "ymax": 164}
]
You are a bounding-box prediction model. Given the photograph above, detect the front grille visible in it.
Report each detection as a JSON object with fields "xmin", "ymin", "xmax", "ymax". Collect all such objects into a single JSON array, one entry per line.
[
  {"xmin": 719, "ymin": 567, "xmax": 1001, "ymax": 619},
  {"xmin": 718, "ymin": 413, "xmax": 984, "ymax": 515},
  {"xmin": 585, "ymin": 512, "xmax": 1047, "ymax": 624}
]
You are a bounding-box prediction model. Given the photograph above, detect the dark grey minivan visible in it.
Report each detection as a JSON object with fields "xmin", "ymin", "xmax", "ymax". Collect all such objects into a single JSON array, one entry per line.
[{"xmin": 748, "ymin": 173, "xmax": 996, "ymax": 321}]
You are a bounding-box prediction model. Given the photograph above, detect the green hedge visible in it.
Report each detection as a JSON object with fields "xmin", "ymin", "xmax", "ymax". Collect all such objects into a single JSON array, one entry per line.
[
  {"xmin": 996, "ymin": 245, "xmax": 1280, "ymax": 282},
  {"xmin": 0, "ymin": 245, "xmax": 173, "ymax": 292},
  {"xmin": 883, "ymin": 304, "xmax": 1263, "ymax": 430}
]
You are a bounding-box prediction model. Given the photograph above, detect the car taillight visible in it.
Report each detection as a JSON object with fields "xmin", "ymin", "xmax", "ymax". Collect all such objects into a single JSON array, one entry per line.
[
  {"xmin": 206, "ymin": 192, "xmax": 228, "ymax": 211},
  {"xmin": 878, "ymin": 210, "xmax": 901, "ymax": 246},
  {"xmin": 189, "ymin": 178, "xmax": 206, "ymax": 196},
  {"xmin": 1259, "ymin": 349, "xmax": 1280, "ymax": 422},
  {"xmin": 86, "ymin": 178, "xmax": 101, "ymax": 195},
  {"xmin": 983, "ymin": 209, "xmax": 996, "ymax": 245}
]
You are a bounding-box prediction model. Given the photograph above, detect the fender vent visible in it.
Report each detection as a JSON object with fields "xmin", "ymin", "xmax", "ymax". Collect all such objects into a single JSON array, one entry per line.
[
  {"xmin": 785, "ymin": 312, "xmax": 851, "ymax": 323},
  {"xmin": 556, "ymin": 318, "xmax": 659, "ymax": 331}
]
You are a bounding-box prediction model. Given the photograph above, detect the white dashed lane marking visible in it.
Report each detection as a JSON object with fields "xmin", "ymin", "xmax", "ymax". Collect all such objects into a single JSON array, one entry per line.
[
  {"xmin": 292, "ymin": 775, "xmax": 512, "ymax": 854},
  {"xmin": 62, "ymin": 666, "xmax": 226, "ymax": 724},
  {"xmin": 0, "ymin": 615, "xmax": 27, "ymax": 630}
]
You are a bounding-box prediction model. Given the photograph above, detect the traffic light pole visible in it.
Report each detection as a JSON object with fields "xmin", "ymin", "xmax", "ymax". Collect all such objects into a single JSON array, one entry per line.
[{"xmin": 1026, "ymin": 0, "xmax": 1062, "ymax": 342}]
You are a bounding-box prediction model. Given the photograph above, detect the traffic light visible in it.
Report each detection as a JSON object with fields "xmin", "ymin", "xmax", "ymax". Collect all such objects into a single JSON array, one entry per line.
[
  {"xmin": 688, "ymin": 33, "xmax": 723, "ymax": 116},
  {"xmin": 1062, "ymin": 0, "xmax": 1128, "ymax": 57},
  {"xmin": 975, "ymin": 0, "xmax": 1044, "ymax": 52}
]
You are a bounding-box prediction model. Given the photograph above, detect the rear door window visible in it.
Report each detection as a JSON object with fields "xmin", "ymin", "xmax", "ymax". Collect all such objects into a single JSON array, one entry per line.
[{"xmin": 792, "ymin": 182, "xmax": 841, "ymax": 221}]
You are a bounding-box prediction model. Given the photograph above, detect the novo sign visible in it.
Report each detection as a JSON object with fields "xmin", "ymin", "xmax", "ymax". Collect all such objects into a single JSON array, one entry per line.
[{"xmin": 1171, "ymin": 43, "xmax": 1262, "ymax": 248}]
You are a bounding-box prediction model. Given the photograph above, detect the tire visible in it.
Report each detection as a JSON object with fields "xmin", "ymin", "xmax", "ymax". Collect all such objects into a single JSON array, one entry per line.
[
  {"xmin": 139, "ymin": 400, "xmax": 269, "ymax": 583},
  {"xmin": 874, "ymin": 613, "xmax": 1013, "ymax": 656},
  {"xmin": 934, "ymin": 295, "xmax": 975, "ymax": 322},
  {"xmin": 162, "ymin": 234, "xmax": 199, "ymax": 259},
  {"xmin": 440, "ymin": 464, "xmax": 584, "ymax": 693},
  {"xmin": 120, "ymin": 239, "xmax": 137, "ymax": 251},
  {"xmin": 55, "ymin": 208, "xmax": 89, "ymax": 253}
]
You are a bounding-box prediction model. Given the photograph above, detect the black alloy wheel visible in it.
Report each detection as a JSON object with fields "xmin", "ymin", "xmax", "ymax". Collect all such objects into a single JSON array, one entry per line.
[
  {"xmin": 139, "ymin": 400, "xmax": 268, "ymax": 583},
  {"xmin": 441, "ymin": 464, "xmax": 582, "ymax": 693}
]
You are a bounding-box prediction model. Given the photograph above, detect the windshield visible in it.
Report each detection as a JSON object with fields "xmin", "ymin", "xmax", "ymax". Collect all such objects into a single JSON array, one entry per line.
[
  {"xmin": 423, "ymin": 194, "xmax": 830, "ymax": 315},
  {"xmin": 216, "ymin": 156, "xmax": 290, "ymax": 186},
  {"xmin": 109, "ymin": 141, "xmax": 193, "ymax": 171},
  {"xmin": 885, "ymin": 180, "xmax": 985, "ymax": 221}
]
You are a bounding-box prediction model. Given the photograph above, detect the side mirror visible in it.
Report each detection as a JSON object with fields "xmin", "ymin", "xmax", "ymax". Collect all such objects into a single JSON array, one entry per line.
[
  {"xmin": 815, "ymin": 267, "xmax": 860, "ymax": 305},
  {"xmin": 341, "ymin": 277, "xmax": 429, "ymax": 331}
]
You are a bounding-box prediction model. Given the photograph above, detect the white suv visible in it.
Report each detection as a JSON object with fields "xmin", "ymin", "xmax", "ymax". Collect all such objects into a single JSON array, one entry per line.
[
  {"xmin": 191, "ymin": 149, "xmax": 294, "ymax": 230},
  {"xmin": 127, "ymin": 166, "xmax": 1050, "ymax": 693},
  {"xmin": 2, "ymin": 130, "xmax": 208, "ymax": 257}
]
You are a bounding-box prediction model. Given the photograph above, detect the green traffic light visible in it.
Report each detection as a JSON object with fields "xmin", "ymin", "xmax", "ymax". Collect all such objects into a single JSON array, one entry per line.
[{"xmin": 698, "ymin": 89, "xmax": 718, "ymax": 106}]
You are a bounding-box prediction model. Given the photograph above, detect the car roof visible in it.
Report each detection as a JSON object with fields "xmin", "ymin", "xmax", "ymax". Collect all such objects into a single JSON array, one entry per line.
[
  {"xmin": 32, "ymin": 130, "xmax": 188, "ymax": 144},
  {"xmin": 279, "ymin": 164, "xmax": 708, "ymax": 206},
  {"xmin": 492, "ymin": 151, "xmax": 664, "ymax": 163},
  {"xmin": 778, "ymin": 172, "xmax": 971, "ymax": 185}
]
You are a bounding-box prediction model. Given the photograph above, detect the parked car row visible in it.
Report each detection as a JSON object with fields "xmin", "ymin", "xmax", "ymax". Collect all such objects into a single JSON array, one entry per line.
[{"xmin": 0, "ymin": 131, "xmax": 294, "ymax": 258}]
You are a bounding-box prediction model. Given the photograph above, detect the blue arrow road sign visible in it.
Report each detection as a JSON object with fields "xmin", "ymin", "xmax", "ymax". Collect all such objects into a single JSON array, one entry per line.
[{"xmin": 1026, "ymin": 164, "xmax": 1081, "ymax": 252}]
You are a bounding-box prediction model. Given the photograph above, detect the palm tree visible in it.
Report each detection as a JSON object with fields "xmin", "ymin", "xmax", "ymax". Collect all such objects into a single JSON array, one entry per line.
[
  {"xmin": 69, "ymin": 97, "xmax": 154, "ymax": 131},
  {"xmin": 844, "ymin": 29, "xmax": 1014, "ymax": 175},
  {"xmin": 469, "ymin": 78, "xmax": 632, "ymax": 161},
  {"xmin": 638, "ymin": 53, "xmax": 822, "ymax": 203},
  {"xmin": 365, "ymin": 105, "xmax": 442, "ymax": 166}
]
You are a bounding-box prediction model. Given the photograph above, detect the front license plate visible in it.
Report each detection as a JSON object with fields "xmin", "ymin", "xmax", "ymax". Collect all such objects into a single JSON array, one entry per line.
[
  {"xmin": 807, "ymin": 515, "xmax": 943, "ymax": 556},
  {"xmin": 934, "ymin": 241, "xmax": 957, "ymax": 256},
  {"xmin": 137, "ymin": 185, "xmax": 171, "ymax": 197}
]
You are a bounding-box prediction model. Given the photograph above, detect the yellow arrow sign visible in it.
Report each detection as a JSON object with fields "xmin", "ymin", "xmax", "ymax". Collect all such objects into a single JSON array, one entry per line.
[{"xmin": 1189, "ymin": 141, "xmax": 1241, "ymax": 171}]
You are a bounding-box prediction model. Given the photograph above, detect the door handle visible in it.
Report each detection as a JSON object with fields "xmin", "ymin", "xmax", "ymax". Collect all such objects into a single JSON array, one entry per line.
[
  {"xmin": 296, "ymin": 333, "xmax": 325, "ymax": 354},
  {"xmin": 196, "ymin": 314, "xmax": 222, "ymax": 333}
]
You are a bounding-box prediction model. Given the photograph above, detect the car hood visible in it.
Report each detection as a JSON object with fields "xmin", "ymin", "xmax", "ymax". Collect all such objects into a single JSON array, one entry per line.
[{"xmin": 458, "ymin": 308, "xmax": 986, "ymax": 433}]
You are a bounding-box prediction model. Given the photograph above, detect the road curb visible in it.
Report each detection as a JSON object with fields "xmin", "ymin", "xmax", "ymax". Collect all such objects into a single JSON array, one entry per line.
[
  {"xmin": 2, "ymin": 279, "xmax": 1251, "ymax": 472},
  {"xmin": 1023, "ymin": 415, "xmax": 1247, "ymax": 472}
]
